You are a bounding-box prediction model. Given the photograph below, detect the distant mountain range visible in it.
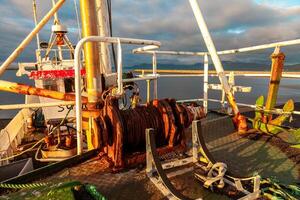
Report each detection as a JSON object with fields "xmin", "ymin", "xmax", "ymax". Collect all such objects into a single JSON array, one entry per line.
[{"xmin": 126, "ymin": 61, "xmax": 300, "ymax": 71}]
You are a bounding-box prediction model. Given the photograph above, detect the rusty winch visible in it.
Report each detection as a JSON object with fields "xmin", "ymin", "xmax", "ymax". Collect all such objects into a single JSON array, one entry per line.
[{"xmin": 82, "ymin": 97, "xmax": 205, "ymax": 169}]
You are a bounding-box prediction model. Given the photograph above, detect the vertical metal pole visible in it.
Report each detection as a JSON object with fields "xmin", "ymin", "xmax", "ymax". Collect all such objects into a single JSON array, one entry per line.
[
  {"xmin": 189, "ymin": 0, "xmax": 239, "ymax": 115},
  {"xmin": 117, "ymin": 39, "xmax": 123, "ymax": 95},
  {"xmin": 32, "ymin": 0, "xmax": 41, "ymax": 64},
  {"xmin": 73, "ymin": 0, "xmax": 82, "ymax": 40},
  {"xmin": 74, "ymin": 39, "xmax": 84, "ymax": 155},
  {"xmin": 192, "ymin": 121, "xmax": 199, "ymax": 163},
  {"xmin": 227, "ymin": 72, "xmax": 235, "ymax": 114},
  {"xmin": 152, "ymin": 53, "xmax": 158, "ymax": 99},
  {"xmin": 51, "ymin": 0, "xmax": 63, "ymax": 61},
  {"xmin": 203, "ymin": 54, "xmax": 209, "ymax": 114},
  {"xmin": 221, "ymin": 91, "xmax": 226, "ymax": 109},
  {"xmin": 229, "ymin": 72, "xmax": 235, "ymax": 96},
  {"xmin": 51, "ymin": 0, "xmax": 60, "ymax": 23},
  {"xmin": 95, "ymin": 0, "xmax": 112, "ymax": 74},
  {"xmin": 80, "ymin": 0, "xmax": 102, "ymax": 103},
  {"xmin": 32, "ymin": 0, "xmax": 40, "ymax": 51},
  {"xmin": 147, "ymin": 80, "xmax": 151, "ymax": 103},
  {"xmin": 146, "ymin": 128, "xmax": 155, "ymax": 175}
]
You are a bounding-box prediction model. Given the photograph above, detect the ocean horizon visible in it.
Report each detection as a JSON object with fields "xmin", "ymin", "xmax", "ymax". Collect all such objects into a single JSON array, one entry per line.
[{"xmin": 0, "ymin": 69, "xmax": 300, "ymax": 119}]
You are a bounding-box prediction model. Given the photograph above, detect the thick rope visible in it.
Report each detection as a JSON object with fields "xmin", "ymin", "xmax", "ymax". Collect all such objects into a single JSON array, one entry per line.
[
  {"xmin": 0, "ymin": 138, "xmax": 44, "ymax": 162},
  {"xmin": 0, "ymin": 182, "xmax": 49, "ymax": 189}
]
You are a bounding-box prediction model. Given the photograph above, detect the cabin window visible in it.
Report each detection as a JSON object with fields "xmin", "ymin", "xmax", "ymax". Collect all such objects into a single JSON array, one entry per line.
[
  {"xmin": 64, "ymin": 78, "xmax": 75, "ymax": 93},
  {"xmin": 43, "ymin": 80, "xmax": 58, "ymax": 91}
]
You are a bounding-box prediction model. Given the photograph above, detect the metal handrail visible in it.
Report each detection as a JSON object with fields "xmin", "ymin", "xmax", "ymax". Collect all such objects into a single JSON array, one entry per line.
[
  {"xmin": 137, "ymin": 72, "xmax": 300, "ymax": 79},
  {"xmin": 133, "ymin": 38, "xmax": 300, "ymax": 56},
  {"xmin": 35, "ymin": 48, "xmax": 75, "ymax": 68},
  {"xmin": 0, "ymin": 101, "xmax": 75, "ymax": 110},
  {"xmin": 177, "ymin": 98, "xmax": 300, "ymax": 116},
  {"xmin": 133, "ymin": 34, "xmax": 300, "ymax": 115},
  {"xmin": 74, "ymin": 36, "xmax": 161, "ymax": 155}
]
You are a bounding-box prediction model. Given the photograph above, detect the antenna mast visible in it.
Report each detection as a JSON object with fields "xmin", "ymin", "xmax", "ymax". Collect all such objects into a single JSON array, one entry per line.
[{"xmin": 96, "ymin": 0, "xmax": 112, "ymax": 74}]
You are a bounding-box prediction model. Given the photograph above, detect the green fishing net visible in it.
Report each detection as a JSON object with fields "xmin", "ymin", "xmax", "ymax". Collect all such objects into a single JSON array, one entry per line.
[
  {"xmin": 261, "ymin": 177, "xmax": 300, "ymax": 200},
  {"xmin": 0, "ymin": 181, "xmax": 107, "ymax": 200}
]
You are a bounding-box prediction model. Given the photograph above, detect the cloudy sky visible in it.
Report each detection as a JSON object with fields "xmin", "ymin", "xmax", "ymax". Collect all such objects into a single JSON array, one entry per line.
[{"xmin": 0, "ymin": 0, "xmax": 299, "ymax": 67}]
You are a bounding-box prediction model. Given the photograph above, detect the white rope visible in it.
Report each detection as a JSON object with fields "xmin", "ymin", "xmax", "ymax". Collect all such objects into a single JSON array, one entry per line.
[{"xmin": 73, "ymin": 0, "xmax": 81, "ymax": 40}]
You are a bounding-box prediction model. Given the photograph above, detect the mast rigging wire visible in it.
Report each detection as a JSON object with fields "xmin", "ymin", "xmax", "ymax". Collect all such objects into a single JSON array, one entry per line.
[
  {"xmin": 73, "ymin": 0, "xmax": 82, "ymax": 41},
  {"xmin": 107, "ymin": 0, "xmax": 117, "ymax": 72}
]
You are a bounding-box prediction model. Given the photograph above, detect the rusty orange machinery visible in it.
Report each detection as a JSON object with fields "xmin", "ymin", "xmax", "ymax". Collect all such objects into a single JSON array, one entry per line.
[
  {"xmin": 0, "ymin": 78, "xmax": 204, "ymax": 169},
  {"xmin": 82, "ymin": 98, "xmax": 205, "ymax": 170}
]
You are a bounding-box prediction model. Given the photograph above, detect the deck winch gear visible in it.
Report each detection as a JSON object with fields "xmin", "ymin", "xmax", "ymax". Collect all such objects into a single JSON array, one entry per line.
[{"xmin": 83, "ymin": 98, "xmax": 205, "ymax": 169}]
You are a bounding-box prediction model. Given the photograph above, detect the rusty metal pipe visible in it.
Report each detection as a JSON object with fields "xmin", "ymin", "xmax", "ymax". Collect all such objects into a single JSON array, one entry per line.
[
  {"xmin": 0, "ymin": 80, "xmax": 87, "ymax": 103},
  {"xmin": 265, "ymin": 48, "xmax": 285, "ymax": 120},
  {"xmin": 0, "ymin": 0, "xmax": 66, "ymax": 76}
]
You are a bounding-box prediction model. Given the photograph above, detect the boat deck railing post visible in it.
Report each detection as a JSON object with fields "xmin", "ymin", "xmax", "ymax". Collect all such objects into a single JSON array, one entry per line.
[
  {"xmin": 152, "ymin": 53, "xmax": 158, "ymax": 99},
  {"xmin": 203, "ymin": 54, "xmax": 209, "ymax": 114}
]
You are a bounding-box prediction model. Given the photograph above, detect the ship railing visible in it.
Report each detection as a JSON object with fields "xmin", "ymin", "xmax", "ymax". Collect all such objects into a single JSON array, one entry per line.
[
  {"xmin": 17, "ymin": 49, "xmax": 75, "ymax": 77},
  {"xmin": 0, "ymin": 101, "xmax": 75, "ymax": 110},
  {"xmin": 132, "ymin": 38, "xmax": 300, "ymax": 116},
  {"xmin": 0, "ymin": 101, "xmax": 76, "ymax": 165},
  {"xmin": 0, "ymin": 109, "xmax": 32, "ymax": 166},
  {"xmin": 74, "ymin": 36, "xmax": 161, "ymax": 155},
  {"xmin": 0, "ymin": 36, "xmax": 160, "ymax": 159},
  {"xmin": 2, "ymin": 36, "xmax": 299, "ymax": 159},
  {"xmin": 134, "ymin": 38, "xmax": 300, "ymax": 56},
  {"xmin": 35, "ymin": 48, "xmax": 74, "ymax": 65}
]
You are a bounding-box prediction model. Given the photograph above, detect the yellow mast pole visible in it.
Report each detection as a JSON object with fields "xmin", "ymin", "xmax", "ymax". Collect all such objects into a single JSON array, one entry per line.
[{"xmin": 80, "ymin": 0, "xmax": 102, "ymax": 104}]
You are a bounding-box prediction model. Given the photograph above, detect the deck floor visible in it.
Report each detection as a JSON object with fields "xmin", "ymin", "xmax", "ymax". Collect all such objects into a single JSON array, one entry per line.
[
  {"xmin": 41, "ymin": 111, "xmax": 299, "ymax": 199},
  {"xmin": 41, "ymin": 111, "xmax": 300, "ymax": 200},
  {"xmin": 202, "ymin": 111, "xmax": 299, "ymax": 184},
  {"xmin": 44, "ymin": 156, "xmax": 229, "ymax": 200},
  {"xmin": 2, "ymin": 111, "xmax": 299, "ymax": 199},
  {"xmin": 207, "ymin": 131, "xmax": 299, "ymax": 183}
]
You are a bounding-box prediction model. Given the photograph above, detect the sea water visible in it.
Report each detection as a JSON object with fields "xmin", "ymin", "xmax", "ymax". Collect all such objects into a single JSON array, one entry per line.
[{"xmin": 1, "ymin": 70, "xmax": 300, "ymax": 119}]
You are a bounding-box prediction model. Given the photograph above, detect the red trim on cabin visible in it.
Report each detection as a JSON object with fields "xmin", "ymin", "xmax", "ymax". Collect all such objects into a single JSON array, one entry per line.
[{"xmin": 29, "ymin": 69, "xmax": 86, "ymax": 80}]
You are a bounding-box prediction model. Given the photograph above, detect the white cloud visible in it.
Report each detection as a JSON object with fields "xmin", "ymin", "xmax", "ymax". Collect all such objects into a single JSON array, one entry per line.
[{"xmin": 0, "ymin": 0, "xmax": 299, "ymax": 65}]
